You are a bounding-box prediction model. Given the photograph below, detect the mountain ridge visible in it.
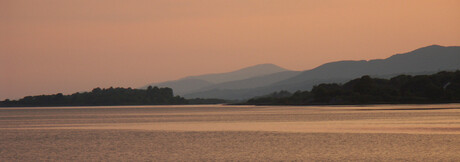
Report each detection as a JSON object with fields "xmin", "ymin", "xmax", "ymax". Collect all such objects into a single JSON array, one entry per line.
[
  {"xmin": 184, "ymin": 45, "xmax": 460, "ymax": 99},
  {"xmin": 273, "ymin": 45, "xmax": 460, "ymax": 86},
  {"xmin": 142, "ymin": 63, "xmax": 289, "ymax": 95},
  {"xmin": 184, "ymin": 63, "xmax": 288, "ymax": 83}
]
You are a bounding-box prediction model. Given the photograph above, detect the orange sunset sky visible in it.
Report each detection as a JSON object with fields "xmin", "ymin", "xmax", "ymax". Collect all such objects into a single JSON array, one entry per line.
[{"xmin": 1, "ymin": 0, "xmax": 460, "ymax": 100}]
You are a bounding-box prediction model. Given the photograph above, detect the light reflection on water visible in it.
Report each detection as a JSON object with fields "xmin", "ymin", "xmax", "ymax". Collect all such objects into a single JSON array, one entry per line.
[
  {"xmin": 2, "ymin": 104, "xmax": 460, "ymax": 161},
  {"xmin": 1, "ymin": 103, "xmax": 460, "ymax": 134},
  {"xmin": 1, "ymin": 103, "xmax": 460, "ymax": 110}
]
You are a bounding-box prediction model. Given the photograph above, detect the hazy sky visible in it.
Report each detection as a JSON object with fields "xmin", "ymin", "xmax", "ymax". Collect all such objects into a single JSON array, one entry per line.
[{"xmin": 1, "ymin": 0, "xmax": 460, "ymax": 100}]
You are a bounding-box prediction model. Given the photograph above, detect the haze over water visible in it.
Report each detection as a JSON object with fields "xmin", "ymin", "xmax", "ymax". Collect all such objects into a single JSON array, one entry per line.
[{"xmin": 1, "ymin": 104, "xmax": 460, "ymax": 161}]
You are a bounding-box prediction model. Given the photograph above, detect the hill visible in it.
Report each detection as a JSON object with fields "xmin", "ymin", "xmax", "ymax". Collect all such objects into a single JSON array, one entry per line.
[
  {"xmin": 275, "ymin": 45, "xmax": 460, "ymax": 86},
  {"xmin": 190, "ymin": 71, "xmax": 301, "ymax": 92},
  {"xmin": 246, "ymin": 71, "xmax": 460, "ymax": 105},
  {"xmin": 185, "ymin": 45, "xmax": 460, "ymax": 100},
  {"xmin": 185, "ymin": 63, "xmax": 288, "ymax": 83},
  {"xmin": 142, "ymin": 63, "xmax": 288, "ymax": 95}
]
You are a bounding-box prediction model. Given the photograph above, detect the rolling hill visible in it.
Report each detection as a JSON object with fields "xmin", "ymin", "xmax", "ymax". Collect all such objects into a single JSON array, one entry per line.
[
  {"xmin": 184, "ymin": 45, "xmax": 460, "ymax": 99},
  {"xmin": 142, "ymin": 63, "xmax": 289, "ymax": 95}
]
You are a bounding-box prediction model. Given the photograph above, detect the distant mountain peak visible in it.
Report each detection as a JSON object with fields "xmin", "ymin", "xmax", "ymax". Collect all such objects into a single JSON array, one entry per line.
[
  {"xmin": 249, "ymin": 63, "xmax": 284, "ymax": 68},
  {"xmin": 279, "ymin": 44, "xmax": 460, "ymax": 86},
  {"xmin": 409, "ymin": 44, "xmax": 445, "ymax": 53},
  {"xmin": 146, "ymin": 45, "xmax": 460, "ymax": 100},
  {"xmin": 425, "ymin": 44, "xmax": 443, "ymax": 48},
  {"xmin": 236, "ymin": 63, "xmax": 288, "ymax": 72},
  {"xmin": 389, "ymin": 44, "xmax": 457, "ymax": 60},
  {"xmin": 186, "ymin": 63, "xmax": 289, "ymax": 84},
  {"xmin": 142, "ymin": 63, "xmax": 290, "ymax": 95}
]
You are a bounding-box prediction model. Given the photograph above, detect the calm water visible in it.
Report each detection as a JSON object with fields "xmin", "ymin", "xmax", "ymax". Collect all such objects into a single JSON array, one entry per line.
[{"xmin": 1, "ymin": 104, "xmax": 460, "ymax": 161}]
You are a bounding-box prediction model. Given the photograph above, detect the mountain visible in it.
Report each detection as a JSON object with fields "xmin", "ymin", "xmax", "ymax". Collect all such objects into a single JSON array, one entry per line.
[
  {"xmin": 184, "ymin": 45, "xmax": 460, "ymax": 100},
  {"xmin": 142, "ymin": 63, "xmax": 288, "ymax": 95},
  {"xmin": 182, "ymin": 71, "xmax": 301, "ymax": 99},
  {"xmin": 183, "ymin": 77, "xmax": 347, "ymax": 100},
  {"xmin": 184, "ymin": 63, "xmax": 288, "ymax": 83},
  {"xmin": 275, "ymin": 45, "xmax": 460, "ymax": 86},
  {"xmin": 245, "ymin": 71, "xmax": 460, "ymax": 105},
  {"xmin": 193, "ymin": 71, "xmax": 301, "ymax": 91}
]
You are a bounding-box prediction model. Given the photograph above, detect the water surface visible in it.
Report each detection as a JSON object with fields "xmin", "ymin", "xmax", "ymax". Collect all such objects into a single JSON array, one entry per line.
[{"xmin": 1, "ymin": 104, "xmax": 460, "ymax": 161}]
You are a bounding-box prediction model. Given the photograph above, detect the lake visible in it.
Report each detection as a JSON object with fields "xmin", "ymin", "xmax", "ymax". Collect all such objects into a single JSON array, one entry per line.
[{"xmin": 1, "ymin": 104, "xmax": 460, "ymax": 161}]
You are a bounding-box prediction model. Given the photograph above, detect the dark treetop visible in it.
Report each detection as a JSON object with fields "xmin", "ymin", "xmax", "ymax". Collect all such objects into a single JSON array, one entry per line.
[
  {"xmin": 0, "ymin": 86, "xmax": 188, "ymax": 107},
  {"xmin": 246, "ymin": 71, "xmax": 460, "ymax": 105}
]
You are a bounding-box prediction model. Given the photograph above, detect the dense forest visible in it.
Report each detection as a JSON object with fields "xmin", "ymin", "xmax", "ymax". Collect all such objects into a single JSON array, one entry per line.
[
  {"xmin": 247, "ymin": 71, "xmax": 460, "ymax": 105},
  {"xmin": 0, "ymin": 86, "xmax": 188, "ymax": 107}
]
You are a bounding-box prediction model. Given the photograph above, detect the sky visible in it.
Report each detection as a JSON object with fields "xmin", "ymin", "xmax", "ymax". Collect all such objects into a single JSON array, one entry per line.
[{"xmin": 1, "ymin": 0, "xmax": 460, "ymax": 100}]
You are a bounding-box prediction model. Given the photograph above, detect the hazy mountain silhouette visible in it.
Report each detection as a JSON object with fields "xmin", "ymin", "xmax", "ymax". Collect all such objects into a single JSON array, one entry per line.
[
  {"xmin": 276, "ymin": 45, "xmax": 459, "ymax": 85},
  {"xmin": 142, "ymin": 63, "xmax": 288, "ymax": 95},
  {"xmin": 185, "ymin": 63, "xmax": 288, "ymax": 83},
  {"xmin": 183, "ymin": 77, "xmax": 347, "ymax": 100},
  {"xmin": 184, "ymin": 45, "xmax": 460, "ymax": 99},
  {"xmin": 192, "ymin": 71, "xmax": 301, "ymax": 92}
]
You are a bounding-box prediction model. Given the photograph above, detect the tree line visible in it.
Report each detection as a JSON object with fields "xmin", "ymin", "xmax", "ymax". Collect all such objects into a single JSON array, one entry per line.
[
  {"xmin": 0, "ymin": 86, "xmax": 188, "ymax": 107},
  {"xmin": 3, "ymin": 71, "xmax": 460, "ymax": 107},
  {"xmin": 247, "ymin": 71, "xmax": 460, "ymax": 105}
]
